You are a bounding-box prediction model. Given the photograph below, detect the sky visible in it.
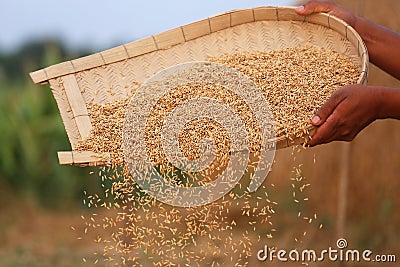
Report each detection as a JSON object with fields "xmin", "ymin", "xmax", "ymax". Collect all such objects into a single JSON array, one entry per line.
[{"xmin": 1, "ymin": 0, "xmax": 295, "ymax": 53}]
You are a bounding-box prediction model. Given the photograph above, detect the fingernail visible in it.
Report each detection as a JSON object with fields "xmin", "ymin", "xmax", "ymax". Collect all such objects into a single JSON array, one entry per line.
[
  {"xmin": 312, "ymin": 116, "xmax": 321, "ymax": 125},
  {"xmin": 295, "ymin": 6, "xmax": 305, "ymax": 12}
]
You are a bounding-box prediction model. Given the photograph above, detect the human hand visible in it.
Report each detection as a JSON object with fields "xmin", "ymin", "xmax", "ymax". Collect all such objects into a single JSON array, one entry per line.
[
  {"xmin": 295, "ymin": 0, "xmax": 357, "ymax": 28},
  {"xmin": 308, "ymin": 85, "xmax": 380, "ymax": 146}
]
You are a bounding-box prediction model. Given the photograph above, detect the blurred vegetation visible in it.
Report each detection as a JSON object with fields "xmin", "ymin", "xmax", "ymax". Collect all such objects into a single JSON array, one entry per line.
[{"xmin": 0, "ymin": 40, "xmax": 98, "ymax": 209}]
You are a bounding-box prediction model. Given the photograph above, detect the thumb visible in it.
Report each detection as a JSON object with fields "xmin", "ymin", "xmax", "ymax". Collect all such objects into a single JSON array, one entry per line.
[
  {"xmin": 312, "ymin": 92, "xmax": 344, "ymax": 126},
  {"xmin": 295, "ymin": 1, "xmax": 335, "ymax": 16}
]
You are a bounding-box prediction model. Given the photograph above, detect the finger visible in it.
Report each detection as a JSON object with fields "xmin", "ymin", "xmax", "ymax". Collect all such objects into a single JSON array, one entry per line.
[
  {"xmin": 308, "ymin": 111, "xmax": 340, "ymax": 146},
  {"xmin": 311, "ymin": 90, "xmax": 345, "ymax": 126},
  {"xmin": 308, "ymin": 123, "xmax": 335, "ymax": 146},
  {"xmin": 295, "ymin": 0, "xmax": 336, "ymax": 16},
  {"xmin": 308, "ymin": 123, "xmax": 337, "ymax": 146}
]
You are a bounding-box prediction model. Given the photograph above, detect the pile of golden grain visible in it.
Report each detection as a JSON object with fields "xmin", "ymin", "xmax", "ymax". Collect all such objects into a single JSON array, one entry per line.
[
  {"xmin": 75, "ymin": 47, "xmax": 359, "ymax": 166},
  {"xmin": 75, "ymin": 47, "xmax": 359, "ymax": 266}
]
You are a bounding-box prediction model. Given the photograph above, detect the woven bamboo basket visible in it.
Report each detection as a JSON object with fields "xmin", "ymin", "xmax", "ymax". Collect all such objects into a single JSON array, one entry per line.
[{"xmin": 30, "ymin": 6, "xmax": 368, "ymax": 166}]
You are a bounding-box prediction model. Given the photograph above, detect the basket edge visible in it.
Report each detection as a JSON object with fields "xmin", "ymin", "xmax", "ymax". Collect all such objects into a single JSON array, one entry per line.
[{"xmin": 30, "ymin": 6, "xmax": 363, "ymax": 85}]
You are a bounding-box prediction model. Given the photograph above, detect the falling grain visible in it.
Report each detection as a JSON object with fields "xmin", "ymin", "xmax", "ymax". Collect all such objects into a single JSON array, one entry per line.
[{"xmin": 74, "ymin": 47, "xmax": 359, "ymax": 266}]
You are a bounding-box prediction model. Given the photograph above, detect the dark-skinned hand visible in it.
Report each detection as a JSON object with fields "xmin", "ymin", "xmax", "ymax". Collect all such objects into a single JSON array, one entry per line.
[{"xmin": 308, "ymin": 85, "xmax": 380, "ymax": 146}]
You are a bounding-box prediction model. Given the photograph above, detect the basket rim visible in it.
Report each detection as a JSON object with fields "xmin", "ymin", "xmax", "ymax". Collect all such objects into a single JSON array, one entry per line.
[{"xmin": 29, "ymin": 6, "xmax": 368, "ymax": 86}]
